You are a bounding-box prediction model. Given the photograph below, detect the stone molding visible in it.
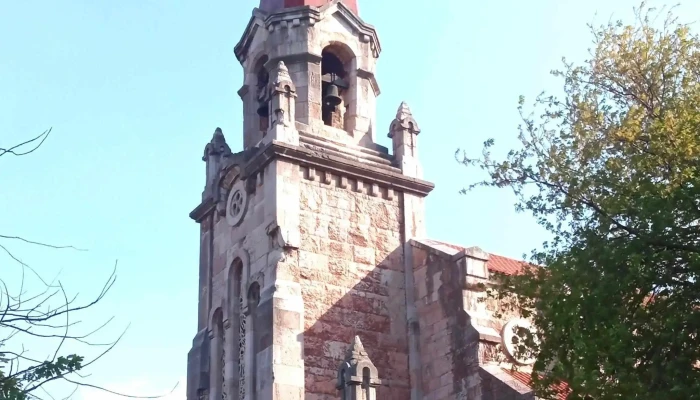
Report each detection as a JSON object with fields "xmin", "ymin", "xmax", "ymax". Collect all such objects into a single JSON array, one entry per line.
[
  {"xmin": 299, "ymin": 132, "xmax": 392, "ymax": 166},
  {"xmin": 189, "ymin": 197, "xmax": 216, "ymax": 223},
  {"xmin": 245, "ymin": 140, "xmax": 434, "ymax": 196},
  {"xmin": 301, "ymin": 165, "xmax": 396, "ymax": 201},
  {"xmin": 234, "ymin": 0, "xmax": 381, "ymax": 63},
  {"xmin": 356, "ymin": 67, "xmax": 380, "ymax": 96},
  {"xmin": 191, "ymin": 138, "xmax": 434, "ymax": 222}
]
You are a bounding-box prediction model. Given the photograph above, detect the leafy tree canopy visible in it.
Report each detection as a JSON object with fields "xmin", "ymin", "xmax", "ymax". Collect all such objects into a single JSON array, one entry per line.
[{"xmin": 460, "ymin": 3, "xmax": 700, "ymax": 399}]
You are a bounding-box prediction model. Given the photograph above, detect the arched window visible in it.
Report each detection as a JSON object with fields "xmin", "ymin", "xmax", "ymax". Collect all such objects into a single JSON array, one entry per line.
[
  {"xmin": 321, "ymin": 45, "xmax": 353, "ymax": 130},
  {"xmin": 211, "ymin": 308, "xmax": 224, "ymax": 400},
  {"xmin": 229, "ymin": 259, "xmax": 245, "ymax": 400},
  {"xmin": 255, "ymin": 56, "xmax": 270, "ymax": 133},
  {"xmin": 247, "ymin": 281, "xmax": 261, "ymax": 399}
]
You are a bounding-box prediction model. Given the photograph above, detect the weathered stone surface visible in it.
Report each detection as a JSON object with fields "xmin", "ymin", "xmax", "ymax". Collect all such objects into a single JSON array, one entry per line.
[{"xmin": 299, "ymin": 176, "xmax": 409, "ymax": 398}]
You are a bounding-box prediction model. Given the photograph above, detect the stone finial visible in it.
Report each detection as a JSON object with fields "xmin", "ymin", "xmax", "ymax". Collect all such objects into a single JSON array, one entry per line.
[
  {"xmin": 271, "ymin": 61, "xmax": 291, "ymax": 87},
  {"xmin": 388, "ymin": 101, "xmax": 420, "ymax": 138},
  {"xmin": 388, "ymin": 101, "xmax": 422, "ymax": 178},
  {"xmin": 346, "ymin": 335, "xmax": 368, "ymax": 359},
  {"xmin": 201, "ymin": 128, "xmax": 232, "ymax": 199},
  {"xmin": 202, "ymin": 127, "xmax": 232, "ymax": 161},
  {"xmin": 266, "ymin": 61, "xmax": 298, "ymax": 144},
  {"xmin": 337, "ymin": 336, "xmax": 381, "ymax": 399}
]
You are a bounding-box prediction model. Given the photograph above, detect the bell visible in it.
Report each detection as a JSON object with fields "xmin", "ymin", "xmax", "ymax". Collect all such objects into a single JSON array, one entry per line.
[
  {"xmin": 324, "ymin": 84, "xmax": 342, "ymax": 108},
  {"xmin": 256, "ymin": 101, "xmax": 269, "ymax": 117}
]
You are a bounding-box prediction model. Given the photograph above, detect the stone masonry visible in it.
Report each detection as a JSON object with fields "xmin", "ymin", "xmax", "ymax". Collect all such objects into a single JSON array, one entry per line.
[{"xmin": 186, "ymin": 1, "xmax": 556, "ymax": 399}]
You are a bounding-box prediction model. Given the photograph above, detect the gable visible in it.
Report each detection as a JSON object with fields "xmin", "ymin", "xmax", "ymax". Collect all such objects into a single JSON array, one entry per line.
[{"xmin": 417, "ymin": 239, "xmax": 531, "ymax": 276}]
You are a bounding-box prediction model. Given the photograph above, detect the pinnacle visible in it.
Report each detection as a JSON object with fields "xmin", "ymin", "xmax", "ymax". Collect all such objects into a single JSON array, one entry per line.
[
  {"xmin": 210, "ymin": 127, "xmax": 229, "ymax": 148},
  {"xmin": 212, "ymin": 127, "xmax": 226, "ymax": 142},
  {"xmin": 272, "ymin": 61, "xmax": 292, "ymax": 85},
  {"xmin": 346, "ymin": 335, "xmax": 367, "ymax": 359},
  {"xmin": 396, "ymin": 101, "xmax": 413, "ymax": 120}
]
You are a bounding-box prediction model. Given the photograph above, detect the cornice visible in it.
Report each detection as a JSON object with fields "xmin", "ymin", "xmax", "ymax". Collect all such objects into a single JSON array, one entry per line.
[
  {"xmin": 245, "ymin": 140, "xmax": 434, "ymax": 196},
  {"xmin": 234, "ymin": 10, "xmax": 266, "ymax": 63},
  {"xmin": 189, "ymin": 196, "xmax": 216, "ymax": 223},
  {"xmin": 234, "ymin": 1, "xmax": 382, "ymax": 63}
]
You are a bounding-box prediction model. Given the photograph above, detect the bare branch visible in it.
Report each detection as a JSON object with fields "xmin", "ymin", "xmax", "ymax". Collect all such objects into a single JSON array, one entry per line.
[
  {"xmin": 0, "ymin": 235, "xmax": 86, "ymax": 252},
  {"xmin": 0, "ymin": 128, "xmax": 52, "ymax": 158},
  {"xmin": 63, "ymin": 378, "xmax": 179, "ymax": 400}
]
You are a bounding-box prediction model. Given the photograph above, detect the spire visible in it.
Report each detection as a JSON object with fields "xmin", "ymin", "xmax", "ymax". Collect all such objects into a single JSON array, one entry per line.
[{"xmin": 258, "ymin": 0, "xmax": 359, "ymax": 15}]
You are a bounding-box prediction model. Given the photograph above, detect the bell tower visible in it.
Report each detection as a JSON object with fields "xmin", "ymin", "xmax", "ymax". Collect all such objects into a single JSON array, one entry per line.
[
  {"xmin": 187, "ymin": 1, "xmax": 434, "ymax": 399},
  {"xmin": 235, "ymin": 0, "xmax": 380, "ymax": 149}
]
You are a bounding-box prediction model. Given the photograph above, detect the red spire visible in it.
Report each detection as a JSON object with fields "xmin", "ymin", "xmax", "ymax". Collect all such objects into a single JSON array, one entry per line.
[{"xmin": 258, "ymin": 0, "xmax": 358, "ymax": 15}]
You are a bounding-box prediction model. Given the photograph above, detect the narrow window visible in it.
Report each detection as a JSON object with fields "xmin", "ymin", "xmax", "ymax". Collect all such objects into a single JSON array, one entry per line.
[{"xmin": 255, "ymin": 56, "xmax": 270, "ymax": 133}]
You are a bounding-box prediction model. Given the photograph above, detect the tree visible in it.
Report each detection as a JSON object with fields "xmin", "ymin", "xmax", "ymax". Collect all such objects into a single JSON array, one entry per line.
[
  {"xmin": 0, "ymin": 130, "xmax": 149, "ymax": 399},
  {"xmin": 458, "ymin": 3, "xmax": 700, "ymax": 399}
]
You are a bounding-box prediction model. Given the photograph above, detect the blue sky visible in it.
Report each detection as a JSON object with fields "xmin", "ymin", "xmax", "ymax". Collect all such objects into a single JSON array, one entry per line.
[{"xmin": 1, "ymin": 0, "xmax": 697, "ymax": 398}]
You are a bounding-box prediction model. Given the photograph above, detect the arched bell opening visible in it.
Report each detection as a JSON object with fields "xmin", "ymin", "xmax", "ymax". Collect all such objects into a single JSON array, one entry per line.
[
  {"xmin": 255, "ymin": 55, "xmax": 270, "ymax": 133},
  {"xmin": 321, "ymin": 45, "xmax": 353, "ymax": 131}
]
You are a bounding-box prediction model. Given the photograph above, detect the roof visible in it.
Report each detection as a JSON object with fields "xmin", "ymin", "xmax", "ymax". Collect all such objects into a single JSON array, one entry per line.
[
  {"xmin": 501, "ymin": 368, "xmax": 570, "ymax": 400},
  {"xmin": 419, "ymin": 239, "xmax": 530, "ymax": 275},
  {"xmin": 258, "ymin": 0, "xmax": 359, "ymax": 15}
]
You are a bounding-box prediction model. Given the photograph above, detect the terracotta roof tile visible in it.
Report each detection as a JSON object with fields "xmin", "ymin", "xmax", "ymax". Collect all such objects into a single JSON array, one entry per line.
[
  {"xmin": 420, "ymin": 239, "xmax": 530, "ymax": 275},
  {"xmin": 501, "ymin": 368, "xmax": 570, "ymax": 400}
]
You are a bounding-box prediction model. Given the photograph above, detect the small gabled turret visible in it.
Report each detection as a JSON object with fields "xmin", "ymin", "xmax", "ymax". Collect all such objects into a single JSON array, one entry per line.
[
  {"xmin": 265, "ymin": 61, "xmax": 299, "ymax": 145},
  {"xmin": 337, "ymin": 336, "xmax": 381, "ymax": 400},
  {"xmin": 202, "ymin": 128, "xmax": 232, "ymax": 198},
  {"xmin": 388, "ymin": 102, "xmax": 422, "ymax": 178}
]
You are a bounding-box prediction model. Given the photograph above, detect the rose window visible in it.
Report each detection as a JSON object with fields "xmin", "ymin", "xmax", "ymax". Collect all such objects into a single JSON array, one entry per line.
[
  {"xmin": 226, "ymin": 182, "xmax": 247, "ymax": 227},
  {"xmin": 230, "ymin": 190, "xmax": 243, "ymax": 217}
]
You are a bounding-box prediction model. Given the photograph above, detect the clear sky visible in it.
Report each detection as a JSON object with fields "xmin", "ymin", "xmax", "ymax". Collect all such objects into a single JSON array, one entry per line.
[{"xmin": 1, "ymin": 0, "xmax": 697, "ymax": 399}]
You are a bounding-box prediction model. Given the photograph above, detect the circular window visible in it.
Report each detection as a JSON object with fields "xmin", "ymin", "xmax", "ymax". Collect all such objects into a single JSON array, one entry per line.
[
  {"xmin": 230, "ymin": 190, "xmax": 243, "ymax": 217},
  {"xmin": 501, "ymin": 318, "xmax": 537, "ymax": 366},
  {"xmin": 226, "ymin": 182, "xmax": 248, "ymax": 227}
]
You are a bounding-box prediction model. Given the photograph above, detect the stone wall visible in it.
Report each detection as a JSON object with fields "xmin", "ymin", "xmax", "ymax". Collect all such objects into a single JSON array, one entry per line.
[
  {"xmin": 298, "ymin": 165, "xmax": 410, "ymax": 400},
  {"xmin": 412, "ymin": 243, "xmax": 482, "ymax": 400}
]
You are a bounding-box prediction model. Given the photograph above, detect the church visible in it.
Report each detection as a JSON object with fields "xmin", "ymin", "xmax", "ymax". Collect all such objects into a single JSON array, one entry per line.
[{"xmin": 186, "ymin": 1, "xmax": 549, "ymax": 399}]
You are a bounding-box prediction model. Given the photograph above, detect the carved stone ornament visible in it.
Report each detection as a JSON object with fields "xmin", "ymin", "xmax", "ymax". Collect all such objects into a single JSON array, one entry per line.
[
  {"xmin": 226, "ymin": 180, "xmax": 248, "ymax": 227},
  {"xmin": 388, "ymin": 101, "xmax": 420, "ymax": 138},
  {"xmin": 238, "ymin": 293, "xmax": 246, "ymax": 400},
  {"xmin": 337, "ymin": 336, "xmax": 381, "ymax": 394},
  {"xmin": 501, "ymin": 318, "xmax": 537, "ymax": 366}
]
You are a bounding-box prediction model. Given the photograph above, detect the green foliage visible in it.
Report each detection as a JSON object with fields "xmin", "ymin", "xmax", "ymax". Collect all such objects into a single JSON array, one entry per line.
[
  {"xmin": 1, "ymin": 355, "xmax": 83, "ymax": 400},
  {"xmin": 460, "ymin": 2, "xmax": 700, "ymax": 399}
]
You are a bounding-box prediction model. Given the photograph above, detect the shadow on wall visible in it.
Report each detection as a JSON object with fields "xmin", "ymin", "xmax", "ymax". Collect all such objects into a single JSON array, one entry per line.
[
  {"xmin": 293, "ymin": 175, "xmax": 484, "ymax": 400},
  {"xmin": 300, "ymin": 244, "xmax": 484, "ymax": 400}
]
